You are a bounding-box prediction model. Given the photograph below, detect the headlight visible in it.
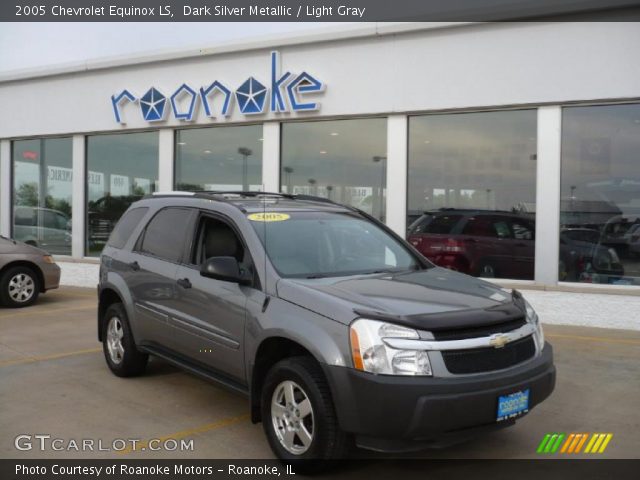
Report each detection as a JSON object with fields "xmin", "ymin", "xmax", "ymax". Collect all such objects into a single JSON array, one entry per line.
[
  {"xmin": 349, "ymin": 319, "xmax": 432, "ymax": 376},
  {"xmin": 42, "ymin": 255, "xmax": 55, "ymax": 264},
  {"xmin": 525, "ymin": 300, "xmax": 544, "ymax": 348}
]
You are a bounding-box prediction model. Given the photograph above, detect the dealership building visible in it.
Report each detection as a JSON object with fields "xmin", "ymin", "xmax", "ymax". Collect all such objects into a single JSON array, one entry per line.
[{"xmin": 0, "ymin": 21, "xmax": 639, "ymax": 301}]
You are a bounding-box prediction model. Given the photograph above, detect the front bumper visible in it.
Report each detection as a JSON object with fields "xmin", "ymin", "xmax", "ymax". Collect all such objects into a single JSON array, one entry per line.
[
  {"xmin": 41, "ymin": 263, "xmax": 61, "ymax": 291},
  {"xmin": 323, "ymin": 343, "xmax": 555, "ymax": 452}
]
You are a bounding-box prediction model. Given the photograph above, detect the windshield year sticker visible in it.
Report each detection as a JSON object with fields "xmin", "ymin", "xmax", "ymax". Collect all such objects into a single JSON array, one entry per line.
[{"xmin": 248, "ymin": 213, "xmax": 290, "ymax": 222}]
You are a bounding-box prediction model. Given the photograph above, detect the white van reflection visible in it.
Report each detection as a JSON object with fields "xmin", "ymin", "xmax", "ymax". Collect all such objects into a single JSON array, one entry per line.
[{"xmin": 13, "ymin": 206, "xmax": 71, "ymax": 255}]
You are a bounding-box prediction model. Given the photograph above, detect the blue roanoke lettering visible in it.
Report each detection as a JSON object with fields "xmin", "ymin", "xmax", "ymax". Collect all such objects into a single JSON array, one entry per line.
[
  {"xmin": 111, "ymin": 51, "xmax": 324, "ymax": 123},
  {"xmin": 270, "ymin": 51, "xmax": 291, "ymax": 113}
]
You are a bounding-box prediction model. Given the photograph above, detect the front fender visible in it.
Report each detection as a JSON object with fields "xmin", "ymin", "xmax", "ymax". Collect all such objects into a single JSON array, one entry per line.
[{"xmin": 245, "ymin": 296, "xmax": 351, "ymax": 385}]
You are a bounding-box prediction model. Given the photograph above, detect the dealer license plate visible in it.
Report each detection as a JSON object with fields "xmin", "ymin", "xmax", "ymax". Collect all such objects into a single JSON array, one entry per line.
[{"xmin": 497, "ymin": 389, "xmax": 530, "ymax": 422}]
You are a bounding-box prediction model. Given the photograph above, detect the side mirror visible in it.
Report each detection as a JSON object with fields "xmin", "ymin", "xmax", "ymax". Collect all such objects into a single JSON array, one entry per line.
[{"xmin": 200, "ymin": 256, "xmax": 248, "ymax": 284}]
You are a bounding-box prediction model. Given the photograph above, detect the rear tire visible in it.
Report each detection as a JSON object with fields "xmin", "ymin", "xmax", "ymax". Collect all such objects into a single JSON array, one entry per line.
[
  {"xmin": 102, "ymin": 303, "xmax": 148, "ymax": 377},
  {"xmin": 476, "ymin": 261, "xmax": 497, "ymax": 278},
  {"xmin": 0, "ymin": 266, "xmax": 40, "ymax": 308},
  {"xmin": 261, "ymin": 356, "xmax": 348, "ymax": 464}
]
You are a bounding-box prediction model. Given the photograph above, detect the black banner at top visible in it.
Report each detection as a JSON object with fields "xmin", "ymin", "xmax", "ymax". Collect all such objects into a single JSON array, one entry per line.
[{"xmin": 2, "ymin": 0, "xmax": 640, "ymax": 22}]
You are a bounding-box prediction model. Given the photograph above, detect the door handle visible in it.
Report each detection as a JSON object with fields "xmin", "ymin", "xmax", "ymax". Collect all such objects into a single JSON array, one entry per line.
[
  {"xmin": 177, "ymin": 278, "xmax": 192, "ymax": 289},
  {"xmin": 129, "ymin": 261, "xmax": 140, "ymax": 271}
]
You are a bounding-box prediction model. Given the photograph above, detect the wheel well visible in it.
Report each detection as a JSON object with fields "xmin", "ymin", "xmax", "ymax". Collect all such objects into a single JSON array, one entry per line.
[
  {"xmin": 0, "ymin": 261, "xmax": 45, "ymax": 293},
  {"xmin": 250, "ymin": 337, "xmax": 316, "ymax": 424},
  {"xmin": 448, "ymin": 255, "xmax": 470, "ymax": 273},
  {"xmin": 98, "ymin": 288, "xmax": 122, "ymax": 341}
]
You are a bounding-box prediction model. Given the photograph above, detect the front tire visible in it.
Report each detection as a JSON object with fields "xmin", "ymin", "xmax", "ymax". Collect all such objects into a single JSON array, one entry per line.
[
  {"xmin": 261, "ymin": 356, "xmax": 348, "ymax": 462},
  {"xmin": 0, "ymin": 266, "xmax": 40, "ymax": 308},
  {"xmin": 102, "ymin": 303, "xmax": 148, "ymax": 377},
  {"xmin": 476, "ymin": 261, "xmax": 497, "ymax": 278}
]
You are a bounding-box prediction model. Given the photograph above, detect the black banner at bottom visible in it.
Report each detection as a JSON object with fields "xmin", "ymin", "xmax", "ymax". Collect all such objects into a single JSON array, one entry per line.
[{"xmin": 2, "ymin": 459, "xmax": 639, "ymax": 480}]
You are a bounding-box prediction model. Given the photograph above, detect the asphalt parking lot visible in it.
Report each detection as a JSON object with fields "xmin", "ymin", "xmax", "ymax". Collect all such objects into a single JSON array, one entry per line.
[{"xmin": 1, "ymin": 287, "xmax": 638, "ymax": 460}]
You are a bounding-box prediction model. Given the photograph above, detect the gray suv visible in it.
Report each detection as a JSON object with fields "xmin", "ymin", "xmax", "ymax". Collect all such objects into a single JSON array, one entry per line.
[{"xmin": 98, "ymin": 192, "xmax": 555, "ymax": 460}]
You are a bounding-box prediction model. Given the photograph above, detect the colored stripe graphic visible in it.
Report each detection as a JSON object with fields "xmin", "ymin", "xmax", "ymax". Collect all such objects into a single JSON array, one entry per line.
[
  {"xmin": 545, "ymin": 434, "xmax": 558, "ymax": 453},
  {"xmin": 584, "ymin": 434, "xmax": 598, "ymax": 453},
  {"xmin": 568, "ymin": 433, "xmax": 582, "ymax": 453},
  {"xmin": 598, "ymin": 434, "xmax": 613, "ymax": 453},
  {"xmin": 550, "ymin": 433, "xmax": 565, "ymax": 453},
  {"xmin": 575, "ymin": 434, "xmax": 589, "ymax": 453},
  {"xmin": 560, "ymin": 433, "xmax": 575, "ymax": 453},
  {"xmin": 586, "ymin": 433, "xmax": 613, "ymax": 454},
  {"xmin": 537, "ymin": 433, "xmax": 565, "ymax": 453},
  {"xmin": 537, "ymin": 433, "xmax": 552, "ymax": 453},
  {"xmin": 539, "ymin": 433, "xmax": 613, "ymax": 454}
]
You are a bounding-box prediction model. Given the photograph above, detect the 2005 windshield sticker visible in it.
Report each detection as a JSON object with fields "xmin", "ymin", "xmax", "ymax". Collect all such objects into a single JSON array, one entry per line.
[{"xmin": 248, "ymin": 213, "xmax": 290, "ymax": 222}]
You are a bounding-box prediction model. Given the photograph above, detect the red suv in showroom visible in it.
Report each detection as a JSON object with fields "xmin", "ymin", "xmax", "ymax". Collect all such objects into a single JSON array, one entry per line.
[
  {"xmin": 408, "ymin": 209, "xmax": 536, "ymax": 279},
  {"xmin": 408, "ymin": 209, "xmax": 625, "ymax": 282}
]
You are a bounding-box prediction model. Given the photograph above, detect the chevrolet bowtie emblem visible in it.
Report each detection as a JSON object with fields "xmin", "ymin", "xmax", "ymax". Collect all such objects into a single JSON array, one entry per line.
[{"xmin": 489, "ymin": 334, "xmax": 510, "ymax": 349}]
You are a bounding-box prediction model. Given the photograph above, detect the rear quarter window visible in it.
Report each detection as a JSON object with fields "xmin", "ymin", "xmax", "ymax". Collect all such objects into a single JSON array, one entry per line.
[
  {"xmin": 422, "ymin": 214, "xmax": 463, "ymax": 234},
  {"xmin": 138, "ymin": 207, "xmax": 194, "ymax": 263},
  {"xmin": 107, "ymin": 207, "xmax": 148, "ymax": 249}
]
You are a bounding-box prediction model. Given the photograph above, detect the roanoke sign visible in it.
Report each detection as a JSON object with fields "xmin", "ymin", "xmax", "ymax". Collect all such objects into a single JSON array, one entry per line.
[{"xmin": 110, "ymin": 51, "xmax": 325, "ymax": 124}]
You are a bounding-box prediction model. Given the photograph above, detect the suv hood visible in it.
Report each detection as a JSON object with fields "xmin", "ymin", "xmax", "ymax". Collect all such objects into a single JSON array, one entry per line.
[{"xmin": 277, "ymin": 267, "xmax": 524, "ymax": 329}]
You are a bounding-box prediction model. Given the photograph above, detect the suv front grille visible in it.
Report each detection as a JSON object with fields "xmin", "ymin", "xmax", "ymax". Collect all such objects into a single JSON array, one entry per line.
[
  {"xmin": 433, "ymin": 317, "xmax": 526, "ymax": 341},
  {"xmin": 442, "ymin": 336, "xmax": 536, "ymax": 374}
]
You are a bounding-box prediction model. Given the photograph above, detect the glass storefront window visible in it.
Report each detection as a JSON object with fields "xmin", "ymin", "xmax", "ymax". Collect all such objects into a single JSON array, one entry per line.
[
  {"xmin": 407, "ymin": 110, "xmax": 537, "ymax": 280},
  {"xmin": 560, "ymin": 103, "xmax": 640, "ymax": 286},
  {"xmin": 86, "ymin": 132, "xmax": 158, "ymax": 257},
  {"xmin": 12, "ymin": 138, "xmax": 73, "ymax": 255},
  {"xmin": 280, "ymin": 118, "xmax": 388, "ymax": 221},
  {"xmin": 175, "ymin": 125, "xmax": 263, "ymax": 191}
]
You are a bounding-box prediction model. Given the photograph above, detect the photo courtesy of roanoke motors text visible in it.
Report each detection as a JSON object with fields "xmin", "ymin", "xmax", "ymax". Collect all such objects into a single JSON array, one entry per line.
[{"xmin": 0, "ymin": 0, "xmax": 639, "ymax": 479}]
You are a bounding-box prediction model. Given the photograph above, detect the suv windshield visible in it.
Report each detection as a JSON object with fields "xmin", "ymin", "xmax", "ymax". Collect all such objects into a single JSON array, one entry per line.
[{"xmin": 250, "ymin": 211, "xmax": 424, "ymax": 278}]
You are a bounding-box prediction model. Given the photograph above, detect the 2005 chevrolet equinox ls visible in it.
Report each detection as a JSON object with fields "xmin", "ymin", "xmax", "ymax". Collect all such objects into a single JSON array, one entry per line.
[{"xmin": 98, "ymin": 192, "xmax": 555, "ymax": 460}]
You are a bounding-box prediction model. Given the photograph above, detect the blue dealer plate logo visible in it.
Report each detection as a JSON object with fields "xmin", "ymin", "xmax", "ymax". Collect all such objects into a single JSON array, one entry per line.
[{"xmin": 497, "ymin": 389, "xmax": 530, "ymax": 421}]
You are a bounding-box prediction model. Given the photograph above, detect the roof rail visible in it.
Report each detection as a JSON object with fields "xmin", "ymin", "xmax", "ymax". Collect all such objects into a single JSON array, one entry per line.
[
  {"xmin": 194, "ymin": 191, "xmax": 295, "ymax": 199},
  {"xmin": 292, "ymin": 194, "xmax": 342, "ymax": 206},
  {"xmin": 188, "ymin": 191, "xmax": 348, "ymax": 208},
  {"xmin": 151, "ymin": 191, "xmax": 195, "ymax": 196},
  {"xmin": 144, "ymin": 190, "xmax": 356, "ymax": 211}
]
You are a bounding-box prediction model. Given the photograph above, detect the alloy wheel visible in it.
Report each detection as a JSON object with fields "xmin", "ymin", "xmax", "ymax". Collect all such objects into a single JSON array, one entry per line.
[
  {"xmin": 8, "ymin": 273, "xmax": 35, "ymax": 303},
  {"xmin": 106, "ymin": 316, "xmax": 125, "ymax": 365},
  {"xmin": 481, "ymin": 264, "xmax": 496, "ymax": 278},
  {"xmin": 271, "ymin": 380, "xmax": 315, "ymax": 455}
]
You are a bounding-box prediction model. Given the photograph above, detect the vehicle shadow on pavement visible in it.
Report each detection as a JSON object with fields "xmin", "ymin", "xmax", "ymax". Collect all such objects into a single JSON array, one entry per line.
[{"xmin": 143, "ymin": 358, "xmax": 182, "ymax": 377}]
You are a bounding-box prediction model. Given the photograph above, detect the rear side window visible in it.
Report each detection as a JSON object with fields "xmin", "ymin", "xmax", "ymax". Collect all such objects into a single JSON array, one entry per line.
[
  {"xmin": 463, "ymin": 216, "xmax": 511, "ymax": 239},
  {"xmin": 139, "ymin": 208, "xmax": 194, "ymax": 262},
  {"xmin": 511, "ymin": 220, "xmax": 534, "ymax": 240},
  {"xmin": 14, "ymin": 208, "xmax": 35, "ymax": 226},
  {"xmin": 422, "ymin": 215, "xmax": 462, "ymax": 234},
  {"xmin": 107, "ymin": 207, "xmax": 148, "ymax": 249},
  {"xmin": 408, "ymin": 216, "xmax": 430, "ymax": 234}
]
